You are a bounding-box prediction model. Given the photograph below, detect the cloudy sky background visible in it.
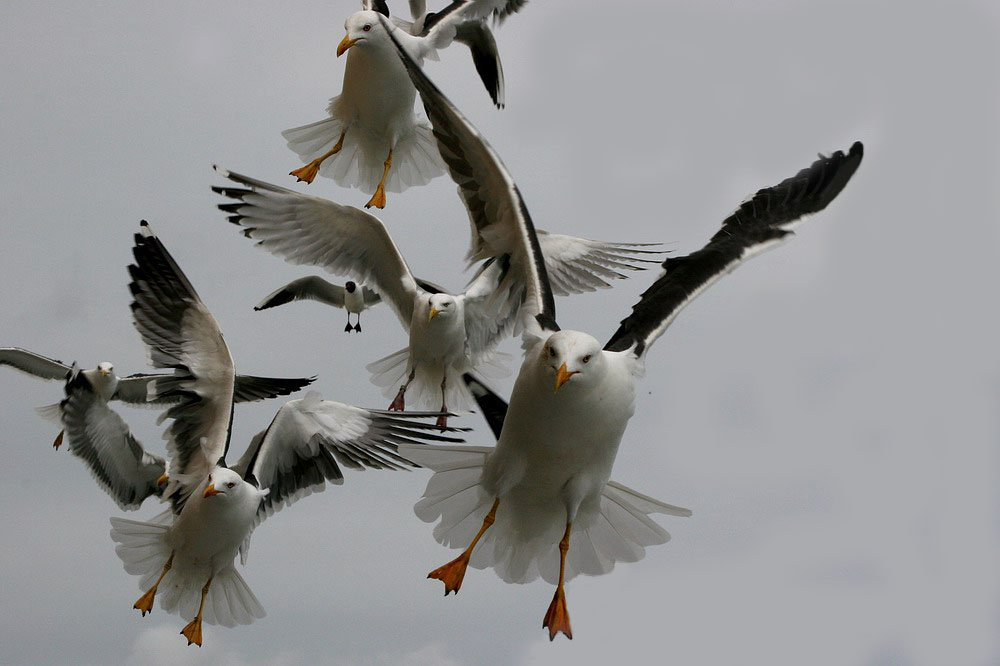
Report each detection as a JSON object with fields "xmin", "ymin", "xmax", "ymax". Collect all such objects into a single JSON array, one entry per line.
[{"xmin": 1, "ymin": 1, "xmax": 998, "ymax": 664}]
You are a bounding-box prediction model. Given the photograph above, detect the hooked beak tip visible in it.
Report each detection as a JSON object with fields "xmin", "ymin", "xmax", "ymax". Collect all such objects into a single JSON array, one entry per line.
[
  {"xmin": 337, "ymin": 35, "xmax": 358, "ymax": 57},
  {"xmin": 429, "ymin": 307, "xmax": 440, "ymax": 321},
  {"xmin": 203, "ymin": 483, "xmax": 223, "ymax": 498},
  {"xmin": 554, "ymin": 363, "xmax": 577, "ymax": 393}
]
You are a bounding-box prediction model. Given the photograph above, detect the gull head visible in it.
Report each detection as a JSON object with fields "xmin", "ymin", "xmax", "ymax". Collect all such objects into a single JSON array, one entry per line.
[
  {"xmin": 339, "ymin": 11, "xmax": 388, "ymax": 57},
  {"xmin": 539, "ymin": 330, "xmax": 605, "ymax": 394},
  {"xmin": 427, "ymin": 293, "xmax": 457, "ymax": 322},
  {"xmin": 202, "ymin": 468, "xmax": 247, "ymax": 501},
  {"xmin": 96, "ymin": 362, "xmax": 114, "ymax": 378},
  {"xmin": 345, "ymin": 281, "xmax": 357, "ymax": 293}
]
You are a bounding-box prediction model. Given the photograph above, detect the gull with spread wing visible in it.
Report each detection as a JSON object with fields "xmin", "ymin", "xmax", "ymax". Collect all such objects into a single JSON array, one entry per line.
[
  {"xmin": 213, "ymin": 168, "xmax": 661, "ymax": 428},
  {"xmin": 254, "ymin": 278, "xmax": 382, "ymax": 333},
  {"xmin": 383, "ymin": 17, "xmax": 864, "ymax": 640},
  {"xmin": 1, "ymin": 346, "xmax": 314, "ymax": 449},
  {"xmin": 282, "ymin": 0, "xmax": 530, "ymax": 207},
  {"xmin": 106, "ymin": 222, "xmax": 465, "ymax": 647}
]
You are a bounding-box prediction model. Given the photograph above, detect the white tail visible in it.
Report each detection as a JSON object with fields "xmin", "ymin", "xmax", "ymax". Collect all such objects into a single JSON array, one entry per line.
[
  {"xmin": 366, "ymin": 348, "xmax": 478, "ymax": 412},
  {"xmin": 402, "ymin": 444, "xmax": 691, "ymax": 585},
  {"xmin": 110, "ymin": 516, "xmax": 265, "ymax": 627},
  {"xmin": 282, "ymin": 105, "xmax": 444, "ymax": 194}
]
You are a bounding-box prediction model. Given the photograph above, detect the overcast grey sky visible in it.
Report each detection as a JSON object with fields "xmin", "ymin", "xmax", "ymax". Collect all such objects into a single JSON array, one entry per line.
[{"xmin": 1, "ymin": 1, "xmax": 998, "ymax": 664}]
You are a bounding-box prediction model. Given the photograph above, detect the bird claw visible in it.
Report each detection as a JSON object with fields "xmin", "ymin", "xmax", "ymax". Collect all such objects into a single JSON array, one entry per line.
[
  {"xmin": 353, "ymin": 322, "xmax": 362, "ymax": 333},
  {"xmin": 180, "ymin": 617, "xmax": 204, "ymax": 647},
  {"xmin": 427, "ymin": 553, "xmax": 470, "ymax": 595},
  {"xmin": 344, "ymin": 323, "xmax": 353, "ymax": 333},
  {"xmin": 289, "ymin": 162, "xmax": 320, "ymax": 184},
  {"xmin": 435, "ymin": 414, "xmax": 448, "ymax": 430},
  {"xmin": 52, "ymin": 430, "xmax": 64, "ymax": 450},
  {"xmin": 542, "ymin": 586, "xmax": 572, "ymax": 641},
  {"xmin": 365, "ymin": 184, "xmax": 387, "ymax": 209},
  {"xmin": 388, "ymin": 388, "xmax": 405, "ymax": 411}
]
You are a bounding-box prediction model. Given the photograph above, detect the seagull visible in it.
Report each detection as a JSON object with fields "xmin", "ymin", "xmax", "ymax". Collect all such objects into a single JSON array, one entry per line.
[
  {"xmin": 107, "ymin": 221, "xmax": 465, "ymax": 647},
  {"xmin": 254, "ymin": 278, "xmax": 382, "ymax": 333},
  {"xmin": 213, "ymin": 167, "xmax": 662, "ymax": 427},
  {"xmin": 282, "ymin": 0, "xmax": 523, "ymax": 208},
  {"xmin": 1, "ymin": 346, "xmax": 315, "ymax": 449},
  {"xmin": 383, "ymin": 17, "xmax": 864, "ymax": 639}
]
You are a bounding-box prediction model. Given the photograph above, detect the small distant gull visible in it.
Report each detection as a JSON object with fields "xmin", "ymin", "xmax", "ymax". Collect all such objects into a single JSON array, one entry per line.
[
  {"xmin": 282, "ymin": 0, "xmax": 529, "ymax": 208},
  {"xmin": 384, "ymin": 17, "xmax": 864, "ymax": 640},
  {"xmin": 254, "ymin": 278, "xmax": 381, "ymax": 333},
  {"xmin": 214, "ymin": 167, "xmax": 661, "ymax": 427},
  {"xmin": 1, "ymin": 347, "xmax": 314, "ymax": 449},
  {"xmin": 101, "ymin": 222, "xmax": 465, "ymax": 647}
]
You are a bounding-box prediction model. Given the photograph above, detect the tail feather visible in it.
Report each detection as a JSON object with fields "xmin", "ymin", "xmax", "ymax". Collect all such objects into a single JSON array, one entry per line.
[
  {"xmin": 367, "ymin": 349, "xmax": 476, "ymax": 411},
  {"xmin": 405, "ymin": 445, "xmax": 691, "ymax": 585}
]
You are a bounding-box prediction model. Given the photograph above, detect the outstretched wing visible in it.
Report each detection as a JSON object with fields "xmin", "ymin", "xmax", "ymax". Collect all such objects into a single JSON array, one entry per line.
[
  {"xmin": 115, "ymin": 373, "xmax": 313, "ymax": 406},
  {"xmin": 128, "ymin": 221, "xmax": 235, "ymax": 506},
  {"xmin": 255, "ymin": 276, "xmax": 347, "ymax": 311},
  {"xmin": 0, "ymin": 347, "xmax": 71, "ymax": 380},
  {"xmin": 214, "ymin": 167, "xmax": 420, "ymax": 328},
  {"xmin": 462, "ymin": 373, "xmax": 508, "ymax": 440},
  {"xmin": 231, "ymin": 393, "xmax": 467, "ymax": 526},
  {"xmin": 59, "ymin": 366, "xmax": 166, "ymax": 511},
  {"xmin": 381, "ymin": 15, "xmax": 558, "ymax": 338},
  {"xmin": 536, "ymin": 231, "xmax": 664, "ymax": 296},
  {"xmin": 604, "ymin": 142, "xmax": 864, "ymax": 358}
]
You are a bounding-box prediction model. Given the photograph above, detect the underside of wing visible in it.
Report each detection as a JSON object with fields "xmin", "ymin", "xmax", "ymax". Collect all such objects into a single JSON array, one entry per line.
[
  {"xmin": 254, "ymin": 276, "xmax": 347, "ymax": 311},
  {"xmin": 128, "ymin": 222, "xmax": 236, "ymax": 506},
  {"xmin": 232, "ymin": 393, "xmax": 468, "ymax": 526},
  {"xmin": 232, "ymin": 375, "xmax": 316, "ymax": 403},
  {"xmin": 0, "ymin": 347, "xmax": 71, "ymax": 380},
  {"xmin": 604, "ymin": 142, "xmax": 864, "ymax": 358},
  {"xmin": 59, "ymin": 366, "xmax": 166, "ymax": 510},
  {"xmin": 214, "ymin": 167, "xmax": 420, "ymax": 327},
  {"xmin": 536, "ymin": 231, "xmax": 665, "ymax": 296},
  {"xmin": 381, "ymin": 16, "xmax": 558, "ymax": 336}
]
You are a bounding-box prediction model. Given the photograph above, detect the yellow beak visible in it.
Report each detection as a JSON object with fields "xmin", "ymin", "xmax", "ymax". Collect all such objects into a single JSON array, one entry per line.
[
  {"xmin": 156, "ymin": 473, "xmax": 169, "ymax": 487},
  {"xmin": 203, "ymin": 483, "xmax": 223, "ymax": 498},
  {"xmin": 337, "ymin": 35, "xmax": 359, "ymax": 57},
  {"xmin": 429, "ymin": 307, "xmax": 440, "ymax": 321},
  {"xmin": 554, "ymin": 363, "xmax": 578, "ymax": 393},
  {"xmin": 99, "ymin": 369, "xmax": 110, "ymax": 377}
]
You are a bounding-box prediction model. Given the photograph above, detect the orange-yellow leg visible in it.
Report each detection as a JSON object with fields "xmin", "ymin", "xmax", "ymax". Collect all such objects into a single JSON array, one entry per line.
[
  {"xmin": 428, "ymin": 498, "xmax": 499, "ymax": 595},
  {"xmin": 364, "ymin": 150, "xmax": 393, "ymax": 209},
  {"xmin": 180, "ymin": 575, "xmax": 213, "ymax": 647},
  {"xmin": 52, "ymin": 430, "xmax": 64, "ymax": 450},
  {"xmin": 133, "ymin": 553, "xmax": 174, "ymax": 616},
  {"xmin": 542, "ymin": 522, "xmax": 573, "ymax": 641},
  {"xmin": 289, "ymin": 131, "xmax": 346, "ymax": 184}
]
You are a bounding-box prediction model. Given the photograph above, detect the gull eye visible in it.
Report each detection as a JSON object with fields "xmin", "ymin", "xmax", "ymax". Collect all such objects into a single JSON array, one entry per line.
[
  {"xmin": 226, "ymin": 481, "xmax": 236, "ymax": 489},
  {"xmin": 363, "ymin": 24, "xmax": 372, "ymax": 31},
  {"xmin": 582, "ymin": 354, "xmax": 592, "ymax": 364}
]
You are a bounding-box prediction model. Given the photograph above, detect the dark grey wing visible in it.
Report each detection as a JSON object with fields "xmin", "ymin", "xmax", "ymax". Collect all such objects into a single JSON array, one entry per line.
[
  {"xmin": 0, "ymin": 347, "xmax": 71, "ymax": 380},
  {"xmin": 230, "ymin": 394, "xmax": 468, "ymax": 526},
  {"xmin": 233, "ymin": 375, "xmax": 316, "ymax": 403},
  {"xmin": 59, "ymin": 366, "xmax": 166, "ymax": 510},
  {"xmin": 462, "ymin": 373, "xmax": 508, "ymax": 440},
  {"xmin": 381, "ymin": 15, "xmax": 558, "ymax": 337},
  {"xmin": 454, "ymin": 20, "xmax": 505, "ymax": 108},
  {"xmin": 129, "ymin": 221, "xmax": 236, "ymax": 507},
  {"xmin": 361, "ymin": 286, "xmax": 383, "ymax": 306},
  {"xmin": 604, "ymin": 142, "xmax": 864, "ymax": 358},
  {"xmin": 361, "ymin": 0, "xmax": 390, "ymax": 17},
  {"xmin": 254, "ymin": 276, "xmax": 346, "ymax": 311}
]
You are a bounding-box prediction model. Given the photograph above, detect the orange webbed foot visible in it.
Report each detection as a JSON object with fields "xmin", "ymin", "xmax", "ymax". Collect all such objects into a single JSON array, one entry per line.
[
  {"xmin": 289, "ymin": 162, "xmax": 321, "ymax": 184},
  {"xmin": 542, "ymin": 586, "xmax": 572, "ymax": 641},
  {"xmin": 52, "ymin": 430, "xmax": 64, "ymax": 450},
  {"xmin": 133, "ymin": 587, "xmax": 157, "ymax": 616},
  {"xmin": 180, "ymin": 617, "xmax": 204, "ymax": 647},
  {"xmin": 427, "ymin": 552, "xmax": 471, "ymax": 595},
  {"xmin": 364, "ymin": 184, "xmax": 387, "ymax": 209}
]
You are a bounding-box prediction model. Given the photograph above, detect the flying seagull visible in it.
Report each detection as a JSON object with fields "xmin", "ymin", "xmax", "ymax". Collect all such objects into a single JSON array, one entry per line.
[
  {"xmin": 1, "ymin": 347, "xmax": 314, "ymax": 448},
  {"xmin": 254, "ymin": 278, "xmax": 382, "ymax": 332},
  {"xmin": 282, "ymin": 0, "xmax": 527, "ymax": 208},
  {"xmin": 106, "ymin": 222, "xmax": 465, "ymax": 647},
  {"xmin": 383, "ymin": 15, "xmax": 864, "ymax": 640},
  {"xmin": 213, "ymin": 167, "xmax": 661, "ymax": 427}
]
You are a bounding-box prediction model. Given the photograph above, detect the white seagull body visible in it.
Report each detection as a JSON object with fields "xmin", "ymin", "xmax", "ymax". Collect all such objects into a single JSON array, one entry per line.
[
  {"xmin": 214, "ymin": 167, "xmax": 662, "ymax": 423},
  {"xmin": 107, "ymin": 222, "xmax": 465, "ymax": 647},
  {"xmin": 384, "ymin": 19, "xmax": 864, "ymax": 639}
]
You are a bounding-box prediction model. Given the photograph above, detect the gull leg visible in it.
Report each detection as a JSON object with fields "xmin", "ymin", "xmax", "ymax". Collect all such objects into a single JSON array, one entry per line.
[
  {"xmin": 364, "ymin": 149, "xmax": 393, "ymax": 209},
  {"xmin": 428, "ymin": 498, "xmax": 499, "ymax": 595},
  {"xmin": 354, "ymin": 313, "xmax": 362, "ymax": 333},
  {"xmin": 290, "ymin": 131, "xmax": 346, "ymax": 184},
  {"xmin": 436, "ymin": 373, "xmax": 448, "ymax": 430},
  {"xmin": 180, "ymin": 575, "xmax": 213, "ymax": 647},
  {"xmin": 542, "ymin": 523, "xmax": 573, "ymax": 640},
  {"xmin": 52, "ymin": 430, "xmax": 64, "ymax": 450},
  {"xmin": 345, "ymin": 311, "xmax": 353, "ymax": 333},
  {"xmin": 133, "ymin": 553, "xmax": 174, "ymax": 616},
  {"xmin": 388, "ymin": 367, "xmax": 416, "ymax": 411}
]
